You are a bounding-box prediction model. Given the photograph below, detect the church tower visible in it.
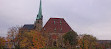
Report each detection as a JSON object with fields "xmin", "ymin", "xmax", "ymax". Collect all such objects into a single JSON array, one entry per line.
[{"xmin": 35, "ymin": 0, "xmax": 43, "ymax": 31}]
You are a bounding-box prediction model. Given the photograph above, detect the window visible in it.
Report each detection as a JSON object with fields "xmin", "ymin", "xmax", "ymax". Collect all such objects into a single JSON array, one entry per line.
[
  {"xmin": 60, "ymin": 20, "xmax": 62, "ymax": 23},
  {"xmin": 53, "ymin": 41, "xmax": 56, "ymax": 46},
  {"xmin": 54, "ymin": 28, "xmax": 56, "ymax": 31},
  {"xmin": 60, "ymin": 20, "xmax": 62, "ymax": 25},
  {"xmin": 54, "ymin": 21, "xmax": 55, "ymax": 24},
  {"xmin": 60, "ymin": 28, "xmax": 62, "ymax": 31},
  {"xmin": 38, "ymin": 21, "xmax": 39, "ymax": 23}
]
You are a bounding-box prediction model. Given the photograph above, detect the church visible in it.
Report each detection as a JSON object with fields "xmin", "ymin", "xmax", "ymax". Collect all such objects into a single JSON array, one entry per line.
[{"xmin": 20, "ymin": 0, "xmax": 74, "ymax": 47}]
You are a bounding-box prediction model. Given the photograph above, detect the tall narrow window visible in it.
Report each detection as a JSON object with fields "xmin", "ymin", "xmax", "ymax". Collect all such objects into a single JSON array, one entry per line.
[
  {"xmin": 60, "ymin": 28, "xmax": 62, "ymax": 33},
  {"xmin": 54, "ymin": 28, "xmax": 56, "ymax": 31},
  {"xmin": 60, "ymin": 28, "xmax": 62, "ymax": 31},
  {"xmin": 60, "ymin": 20, "xmax": 62, "ymax": 25},
  {"xmin": 53, "ymin": 41, "xmax": 56, "ymax": 46},
  {"xmin": 38, "ymin": 21, "xmax": 39, "ymax": 23},
  {"xmin": 54, "ymin": 21, "xmax": 56, "ymax": 24}
]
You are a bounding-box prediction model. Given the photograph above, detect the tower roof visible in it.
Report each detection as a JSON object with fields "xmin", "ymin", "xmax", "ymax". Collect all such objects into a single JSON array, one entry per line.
[{"xmin": 36, "ymin": 0, "xmax": 42, "ymax": 20}]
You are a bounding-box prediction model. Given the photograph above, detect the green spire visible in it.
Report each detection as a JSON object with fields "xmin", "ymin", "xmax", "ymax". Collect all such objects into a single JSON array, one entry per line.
[{"xmin": 36, "ymin": 0, "xmax": 42, "ymax": 20}]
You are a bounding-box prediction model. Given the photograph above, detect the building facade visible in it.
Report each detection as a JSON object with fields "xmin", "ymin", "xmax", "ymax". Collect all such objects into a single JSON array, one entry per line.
[
  {"xmin": 42, "ymin": 18, "xmax": 73, "ymax": 47},
  {"xmin": 20, "ymin": 0, "xmax": 74, "ymax": 47}
]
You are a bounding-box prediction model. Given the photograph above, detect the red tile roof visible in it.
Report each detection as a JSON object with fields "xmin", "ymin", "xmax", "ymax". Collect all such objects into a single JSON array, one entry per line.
[{"xmin": 42, "ymin": 18, "xmax": 72, "ymax": 33}]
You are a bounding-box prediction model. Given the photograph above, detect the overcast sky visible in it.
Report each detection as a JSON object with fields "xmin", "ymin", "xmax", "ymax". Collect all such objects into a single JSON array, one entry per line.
[{"xmin": 0, "ymin": 0, "xmax": 111, "ymax": 40}]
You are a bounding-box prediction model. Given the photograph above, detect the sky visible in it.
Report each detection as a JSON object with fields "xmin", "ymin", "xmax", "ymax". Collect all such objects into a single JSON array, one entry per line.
[{"xmin": 0, "ymin": 0, "xmax": 111, "ymax": 40}]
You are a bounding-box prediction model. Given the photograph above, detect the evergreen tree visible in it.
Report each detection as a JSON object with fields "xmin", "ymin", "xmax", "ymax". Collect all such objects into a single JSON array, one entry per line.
[{"xmin": 63, "ymin": 31, "xmax": 78, "ymax": 49}]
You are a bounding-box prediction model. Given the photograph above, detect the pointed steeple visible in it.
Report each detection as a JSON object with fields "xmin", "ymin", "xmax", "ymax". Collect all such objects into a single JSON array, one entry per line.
[{"xmin": 36, "ymin": 0, "xmax": 42, "ymax": 20}]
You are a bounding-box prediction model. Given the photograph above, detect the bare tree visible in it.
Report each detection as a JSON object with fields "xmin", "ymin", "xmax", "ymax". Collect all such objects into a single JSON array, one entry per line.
[{"xmin": 7, "ymin": 26, "xmax": 20, "ymax": 49}]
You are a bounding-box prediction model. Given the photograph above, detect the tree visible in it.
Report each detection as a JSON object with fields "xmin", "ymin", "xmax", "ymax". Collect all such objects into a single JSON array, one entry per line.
[
  {"xmin": 17, "ymin": 30, "xmax": 34, "ymax": 49},
  {"xmin": 0, "ymin": 37, "xmax": 5, "ymax": 49},
  {"xmin": 63, "ymin": 31, "xmax": 78, "ymax": 49},
  {"xmin": 78, "ymin": 34, "xmax": 97, "ymax": 49},
  {"xmin": 7, "ymin": 26, "xmax": 20, "ymax": 49},
  {"xmin": 7, "ymin": 26, "xmax": 46, "ymax": 49},
  {"xmin": 32, "ymin": 31, "xmax": 46, "ymax": 49},
  {"xmin": 15, "ymin": 30, "xmax": 46, "ymax": 49}
]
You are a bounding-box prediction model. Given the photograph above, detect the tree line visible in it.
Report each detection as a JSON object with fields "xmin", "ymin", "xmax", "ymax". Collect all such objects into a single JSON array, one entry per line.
[{"xmin": 0, "ymin": 26, "xmax": 111, "ymax": 49}]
